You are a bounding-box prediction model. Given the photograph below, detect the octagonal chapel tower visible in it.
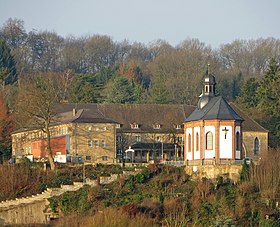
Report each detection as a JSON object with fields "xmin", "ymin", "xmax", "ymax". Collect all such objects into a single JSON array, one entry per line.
[{"xmin": 184, "ymin": 67, "xmax": 243, "ymax": 162}]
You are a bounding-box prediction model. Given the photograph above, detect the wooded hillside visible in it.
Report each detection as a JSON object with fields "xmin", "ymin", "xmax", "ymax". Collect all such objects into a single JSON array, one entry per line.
[{"xmin": 1, "ymin": 18, "xmax": 280, "ymax": 149}]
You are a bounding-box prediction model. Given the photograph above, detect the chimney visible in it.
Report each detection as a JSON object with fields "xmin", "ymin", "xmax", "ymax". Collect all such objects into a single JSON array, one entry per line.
[{"xmin": 73, "ymin": 108, "xmax": 77, "ymax": 117}]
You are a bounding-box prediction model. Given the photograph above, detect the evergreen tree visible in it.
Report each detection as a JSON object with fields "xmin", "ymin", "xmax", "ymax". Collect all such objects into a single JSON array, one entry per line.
[
  {"xmin": 147, "ymin": 76, "xmax": 172, "ymax": 104},
  {"xmin": 104, "ymin": 76, "xmax": 135, "ymax": 103},
  {"xmin": 256, "ymin": 59, "xmax": 280, "ymax": 116},
  {"xmin": 256, "ymin": 59, "xmax": 280, "ymax": 147},
  {"xmin": 70, "ymin": 74, "xmax": 100, "ymax": 103},
  {"xmin": 237, "ymin": 78, "xmax": 260, "ymax": 108},
  {"xmin": 0, "ymin": 93, "xmax": 13, "ymax": 159},
  {"xmin": 0, "ymin": 39, "xmax": 17, "ymax": 86}
]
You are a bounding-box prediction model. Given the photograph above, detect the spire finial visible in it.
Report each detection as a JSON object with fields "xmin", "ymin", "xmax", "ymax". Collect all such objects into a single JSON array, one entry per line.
[{"xmin": 207, "ymin": 63, "xmax": 210, "ymax": 75}]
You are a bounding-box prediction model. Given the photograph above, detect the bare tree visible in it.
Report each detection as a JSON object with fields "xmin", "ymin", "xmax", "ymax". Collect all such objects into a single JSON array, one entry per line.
[{"xmin": 15, "ymin": 72, "xmax": 71, "ymax": 170}]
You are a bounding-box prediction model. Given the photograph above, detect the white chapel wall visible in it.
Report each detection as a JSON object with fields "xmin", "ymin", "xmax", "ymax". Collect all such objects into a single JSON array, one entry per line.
[
  {"xmin": 194, "ymin": 126, "xmax": 200, "ymax": 160},
  {"xmin": 204, "ymin": 126, "xmax": 215, "ymax": 159},
  {"xmin": 219, "ymin": 126, "xmax": 232, "ymax": 159},
  {"xmin": 186, "ymin": 128, "xmax": 192, "ymax": 160}
]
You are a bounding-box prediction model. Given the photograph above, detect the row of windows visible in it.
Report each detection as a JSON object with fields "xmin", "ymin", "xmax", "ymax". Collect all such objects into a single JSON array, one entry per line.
[
  {"xmin": 85, "ymin": 155, "xmax": 107, "ymax": 161},
  {"xmin": 88, "ymin": 140, "xmax": 106, "ymax": 148},
  {"xmin": 117, "ymin": 135, "xmax": 183, "ymax": 143},
  {"xmin": 88, "ymin": 126, "xmax": 107, "ymax": 131},
  {"xmin": 117, "ymin": 123, "xmax": 183, "ymax": 130},
  {"xmin": 15, "ymin": 127, "xmax": 68, "ymax": 140},
  {"xmin": 187, "ymin": 131, "xmax": 241, "ymax": 152}
]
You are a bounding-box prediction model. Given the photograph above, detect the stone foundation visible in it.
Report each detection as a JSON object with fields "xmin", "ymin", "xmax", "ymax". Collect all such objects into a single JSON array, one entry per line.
[{"xmin": 185, "ymin": 164, "xmax": 242, "ymax": 182}]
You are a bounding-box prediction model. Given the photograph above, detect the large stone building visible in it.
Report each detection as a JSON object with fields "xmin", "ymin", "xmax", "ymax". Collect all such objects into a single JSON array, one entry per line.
[{"xmin": 12, "ymin": 74, "xmax": 268, "ymax": 164}]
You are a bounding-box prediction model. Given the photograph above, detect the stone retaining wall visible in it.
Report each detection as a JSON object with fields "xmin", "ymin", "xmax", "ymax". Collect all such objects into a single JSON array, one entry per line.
[
  {"xmin": 185, "ymin": 164, "xmax": 242, "ymax": 182},
  {"xmin": 0, "ymin": 170, "xmax": 138, "ymax": 225}
]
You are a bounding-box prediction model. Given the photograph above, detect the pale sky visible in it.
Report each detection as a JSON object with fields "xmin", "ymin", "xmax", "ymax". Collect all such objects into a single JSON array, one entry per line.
[{"xmin": 1, "ymin": 0, "xmax": 279, "ymax": 48}]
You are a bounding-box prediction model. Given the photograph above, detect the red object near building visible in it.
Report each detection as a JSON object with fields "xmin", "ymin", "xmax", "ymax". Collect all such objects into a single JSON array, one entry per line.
[{"xmin": 31, "ymin": 136, "xmax": 67, "ymax": 158}]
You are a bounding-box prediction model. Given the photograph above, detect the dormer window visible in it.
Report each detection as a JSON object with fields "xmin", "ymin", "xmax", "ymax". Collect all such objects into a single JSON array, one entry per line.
[
  {"xmin": 175, "ymin": 124, "xmax": 183, "ymax": 130},
  {"xmin": 116, "ymin": 124, "xmax": 121, "ymax": 129},
  {"xmin": 153, "ymin": 124, "xmax": 161, "ymax": 129},
  {"xmin": 131, "ymin": 123, "xmax": 139, "ymax": 129}
]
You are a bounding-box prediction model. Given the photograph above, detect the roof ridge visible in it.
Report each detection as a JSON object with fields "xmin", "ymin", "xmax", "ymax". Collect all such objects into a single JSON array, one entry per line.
[
  {"xmin": 216, "ymin": 96, "xmax": 224, "ymax": 118},
  {"xmin": 97, "ymin": 104, "xmax": 106, "ymax": 118},
  {"xmin": 230, "ymin": 103, "xmax": 268, "ymax": 132},
  {"xmin": 202, "ymin": 96, "xmax": 220, "ymax": 118}
]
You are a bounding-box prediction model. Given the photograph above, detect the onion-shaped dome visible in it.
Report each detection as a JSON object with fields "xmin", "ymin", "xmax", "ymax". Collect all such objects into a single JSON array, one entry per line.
[{"xmin": 198, "ymin": 94, "xmax": 211, "ymax": 109}]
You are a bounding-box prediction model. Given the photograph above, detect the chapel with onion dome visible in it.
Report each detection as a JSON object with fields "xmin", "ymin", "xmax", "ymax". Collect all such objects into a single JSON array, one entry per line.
[{"xmin": 184, "ymin": 65, "xmax": 244, "ymax": 163}]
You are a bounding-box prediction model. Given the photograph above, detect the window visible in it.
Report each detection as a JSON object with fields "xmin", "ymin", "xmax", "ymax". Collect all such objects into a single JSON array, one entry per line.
[
  {"xmin": 102, "ymin": 127, "xmax": 107, "ymax": 131},
  {"xmin": 188, "ymin": 133, "xmax": 191, "ymax": 152},
  {"xmin": 206, "ymin": 132, "xmax": 213, "ymax": 150},
  {"xmin": 156, "ymin": 136, "xmax": 162, "ymax": 142},
  {"xmin": 101, "ymin": 140, "xmax": 106, "ymax": 148},
  {"xmin": 102, "ymin": 156, "xmax": 107, "ymax": 161},
  {"xmin": 253, "ymin": 137, "xmax": 260, "ymax": 155},
  {"xmin": 116, "ymin": 124, "xmax": 121, "ymax": 128},
  {"xmin": 153, "ymin": 124, "xmax": 161, "ymax": 129},
  {"xmin": 136, "ymin": 135, "xmax": 141, "ymax": 142},
  {"xmin": 236, "ymin": 132, "xmax": 240, "ymax": 150},
  {"xmin": 94, "ymin": 140, "xmax": 99, "ymax": 148},
  {"xmin": 117, "ymin": 135, "xmax": 122, "ymax": 142},
  {"xmin": 175, "ymin": 124, "xmax": 183, "ymax": 129},
  {"xmin": 177, "ymin": 136, "xmax": 183, "ymax": 143},
  {"xmin": 196, "ymin": 132, "xmax": 199, "ymax": 151},
  {"xmin": 88, "ymin": 140, "xmax": 92, "ymax": 148},
  {"xmin": 205, "ymin": 86, "xmax": 208, "ymax": 93},
  {"xmin": 86, "ymin": 156, "xmax": 91, "ymax": 161},
  {"xmin": 131, "ymin": 123, "xmax": 139, "ymax": 129}
]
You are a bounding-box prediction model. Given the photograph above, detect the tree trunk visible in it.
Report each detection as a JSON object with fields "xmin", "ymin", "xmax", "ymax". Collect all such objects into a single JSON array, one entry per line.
[{"xmin": 46, "ymin": 126, "xmax": 55, "ymax": 170}]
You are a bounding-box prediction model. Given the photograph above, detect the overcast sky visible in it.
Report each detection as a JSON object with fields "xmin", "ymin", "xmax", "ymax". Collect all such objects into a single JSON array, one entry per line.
[{"xmin": 1, "ymin": 0, "xmax": 279, "ymax": 48}]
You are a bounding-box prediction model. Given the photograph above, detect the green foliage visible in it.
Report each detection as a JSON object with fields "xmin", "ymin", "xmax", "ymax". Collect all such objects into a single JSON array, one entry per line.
[
  {"xmin": 237, "ymin": 77, "xmax": 260, "ymax": 108},
  {"xmin": 240, "ymin": 160, "xmax": 249, "ymax": 182},
  {"xmin": 70, "ymin": 74, "xmax": 100, "ymax": 103},
  {"xmin": 104, "ymin": 76, "xmax": 136, "ymax": 103},
  {"xmin": 217, "ymin": 73, "xmax": 243, "ymax": 101},
  {"xmin": 213, "ymin": 215, "xmax": 235, "ymax": 226},
  {"xmin": 49, "ymin": 186, "xmax": 91, "ymax": 214},
  {"xmin": 135, "ymin": 168, "xmax": 151, "ymax": 183},
  {"xmin": 148, "ymin": 76, "xmax": 172, "ymax": 104},
  {"xmin": 260, "ymin": 219, "xmax": 280, "ymax": 227},
  {"xmin": 256, "ymin": 59, "xmax": 280, "ymax": 116},
  {"xmin": 0, "ymin": 39, "xmax": 17, "ymax": 85}
]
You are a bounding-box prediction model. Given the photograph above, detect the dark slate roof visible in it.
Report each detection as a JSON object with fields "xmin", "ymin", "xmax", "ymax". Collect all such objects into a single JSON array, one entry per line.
[
  {"xmin": 97, "ymin": 104, "xmax": 187, "ymax": 133},
  {"xmin": 56, "ymin": 104, "xmax": 116, "ymax": 124},
  {"xmin": 185, "ymin": 96, "xmax": 243, "ymax": 122},
  {"xmin": 229, "ymin": 103, "xmax": 268, "ymax": 132},
  {"xmin": 57, "ymin": 103, "xmax": 265, "ymax": 132},
  {"xmin": 13, "ymin": 102, "xmax": 267, "ymax": 134}
]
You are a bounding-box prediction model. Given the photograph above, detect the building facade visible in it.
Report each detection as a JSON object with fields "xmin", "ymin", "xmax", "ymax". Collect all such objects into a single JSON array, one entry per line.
[
  {"xmin": 12, "ymin": 86, "xmax": 268, "ymax": 164},
  {"xmin": 184, "ymin": 71, "xmax": 244, "ymax": 163},
  {"xmin": 12, "ymin": 108, "xmax": 117, "ymax": 163}
]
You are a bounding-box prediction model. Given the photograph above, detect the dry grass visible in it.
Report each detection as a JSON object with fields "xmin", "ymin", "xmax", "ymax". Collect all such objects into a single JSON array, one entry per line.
[{"xmin": 52, "ymin": 207, "xmax": 159, "ymax": 227}]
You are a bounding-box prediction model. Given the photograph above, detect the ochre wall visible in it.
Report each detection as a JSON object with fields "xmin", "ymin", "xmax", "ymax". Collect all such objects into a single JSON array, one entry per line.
[
  {"xmin": 243, "ymin": 131, "xmax": 268, "ymax": 160},
  {"xmin": 70, "ymin": 123, "xmax": 116, "ymax": 163},
  {"xmin": 0, "ymin": 200, "xmax": 48, "ymax": 225}
]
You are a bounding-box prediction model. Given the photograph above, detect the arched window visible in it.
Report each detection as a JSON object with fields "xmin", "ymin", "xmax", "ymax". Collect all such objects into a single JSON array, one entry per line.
[
  {"xmin": 188, "ymin": 133, "xmax": 191, "ymax": 152},
  {"xmin": 196, "ymin": 132, "xmax": 199, "ymax": 151},
  {"xmin": 253, "ymin": 137, "xmax": 260, "ymax": 155},
  {"xmin": 206, "ymin": 132, "xmax": 213, "ymax": 150},
  {"xmin": 236, "ymin": 132, "xmax": 240, "ymax": 150}
]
